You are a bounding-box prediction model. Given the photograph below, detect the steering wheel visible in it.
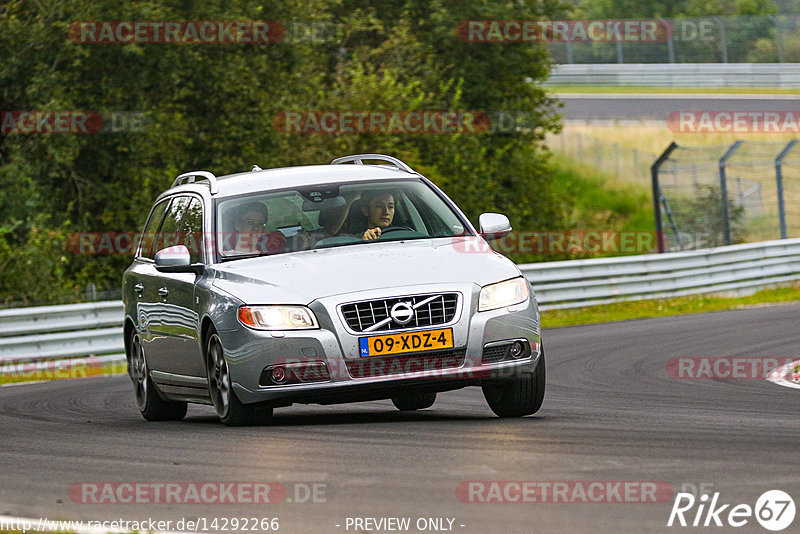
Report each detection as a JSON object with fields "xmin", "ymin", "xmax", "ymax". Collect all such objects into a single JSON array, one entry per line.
[{"xmin": 379, "ymin": 226, "xmax": 415, "ymax": 235}]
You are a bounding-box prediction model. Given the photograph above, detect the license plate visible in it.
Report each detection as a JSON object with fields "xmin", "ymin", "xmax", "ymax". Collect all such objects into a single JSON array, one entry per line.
[{"xmin": 359, "ymin": 328, "xmax": 454, "ymax": 357}]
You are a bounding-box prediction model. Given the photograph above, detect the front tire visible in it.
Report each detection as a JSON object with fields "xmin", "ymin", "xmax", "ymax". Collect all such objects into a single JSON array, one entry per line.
[
  {"xmin": 391, "ymin": 391, "xmax": 436, "ymax": 411},
  {"xmin": 206, "ymin": 331, "xmax": 272, "ymax": 427},
  {"xmin": 128, "ymin": 332, "xmax": 187, "ymax": 421},
  {"xmin": 482, "ymin": 347, "xmax": 546, "ymax": 418}
]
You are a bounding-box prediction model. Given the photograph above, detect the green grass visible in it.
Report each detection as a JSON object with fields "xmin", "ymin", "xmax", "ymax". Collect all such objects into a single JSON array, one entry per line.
[
  {"xmin": 545, "ymin": 85, "xmax": 800, "ymax": 95},
  {"xmin": 0, "ymin": 360, "xmax": 126, "ymax": 386},
  {"xmin": 549, "ymin": 153, "xmax": 654, "ymax": 237},
  {"xmin": 503, "ymin": 153, "xmax": 655, "ymax": 264},
  {"xmin": 543, "ymin": 283, "xmax": 800, "ymax": 328}
]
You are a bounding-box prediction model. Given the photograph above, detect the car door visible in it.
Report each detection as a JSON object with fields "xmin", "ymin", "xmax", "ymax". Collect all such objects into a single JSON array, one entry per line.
[
  {"xmin": 126, "ymin": 199, "xmax": 170, "ymax": 358},
  {"xmin": 147, "ymin": 195, "xmax": 206, "ymax": 377}
]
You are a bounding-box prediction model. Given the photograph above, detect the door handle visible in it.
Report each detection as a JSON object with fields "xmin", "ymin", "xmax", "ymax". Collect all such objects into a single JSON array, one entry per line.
[
  {"xmin": 158, "ymin": 287, "xmax": 169, "ymax": 298},
  {"xmin": 133, "ymin": 283, "xmax": 144, "ymax": 293}
]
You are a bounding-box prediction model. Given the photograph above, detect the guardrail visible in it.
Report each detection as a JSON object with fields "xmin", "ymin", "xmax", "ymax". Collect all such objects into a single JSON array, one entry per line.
[
  {"xmin": 545, "ymin": 63, "xmax": 800, "ymax": 88},
  {"xmin": 0, "ymin": 301, "xmax": 125, "ymax": 377},
  {"xmin": 1, "ymin": 239, "xmax": 798, "ymax": 376},
  {"xmin": 523, "ymin": 238, "xmax": 800, "ymax": 310}
]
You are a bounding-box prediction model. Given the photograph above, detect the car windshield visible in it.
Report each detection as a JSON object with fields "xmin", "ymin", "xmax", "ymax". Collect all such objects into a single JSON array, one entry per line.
[{"xmin": 215, "ymin": 178, "xmax": 470, "ymax": 260}]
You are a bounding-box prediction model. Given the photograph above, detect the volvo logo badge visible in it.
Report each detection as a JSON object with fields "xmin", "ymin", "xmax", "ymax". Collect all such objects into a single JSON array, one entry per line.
[{"xmin": 390, "ymin": 302, "xmax": 414, "ymax": 325}]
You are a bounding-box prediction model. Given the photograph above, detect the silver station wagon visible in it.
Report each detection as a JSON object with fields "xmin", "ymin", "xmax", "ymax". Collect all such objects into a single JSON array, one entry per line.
[{"xmin": 122, "ymin": 154, "xmax": 545, "ymax": 425}]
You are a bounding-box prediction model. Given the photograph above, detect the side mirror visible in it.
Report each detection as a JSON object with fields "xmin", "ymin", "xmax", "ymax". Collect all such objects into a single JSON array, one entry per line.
[
  {"xmin": 154, "ymin": 245, "xmax": 204, "ymax": 274},
  {"xmin": 478, "ymin": 213, "xmax": 512, "ymax": 241}
]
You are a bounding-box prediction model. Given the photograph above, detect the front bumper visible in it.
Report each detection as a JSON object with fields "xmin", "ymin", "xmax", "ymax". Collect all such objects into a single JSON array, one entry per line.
[{"xmin": 218, "ymin": 282, "xmax": 541, "ymax": 405}]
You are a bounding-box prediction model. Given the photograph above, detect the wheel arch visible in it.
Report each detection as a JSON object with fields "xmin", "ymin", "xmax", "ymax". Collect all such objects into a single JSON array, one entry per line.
[
  {"xmin": 200, "ymin": 316, "xmax": 217, "ymax": 358},
  {"xmin": 123, "ymin": 318, "xmax": 136, "ymax": 366}
]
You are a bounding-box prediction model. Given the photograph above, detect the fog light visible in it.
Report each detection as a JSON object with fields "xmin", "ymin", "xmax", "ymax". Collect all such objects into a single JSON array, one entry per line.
[
  {"xmin": 510, "ymin": 341, "xmax": 525, "ymax": 359},
  {"xmin": 271, "ymin": 366, "xmax": 288, "ymax": 384}
]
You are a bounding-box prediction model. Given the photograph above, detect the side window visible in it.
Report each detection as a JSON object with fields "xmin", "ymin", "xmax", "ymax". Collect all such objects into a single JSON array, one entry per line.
[
  {"xmin": 137, "ymin": 200, "xmax": 169, "ymax": 260},
  {"xmin": 180, "ymin": 197, "xmax": 204, "ymax": 263},
  {"xmin": 153, "ymin": 196, "xmax": 205, "ymax": 263},
  {"xmin": 153, "ymin": 196, "xmax": 186, "ymax": 254}
]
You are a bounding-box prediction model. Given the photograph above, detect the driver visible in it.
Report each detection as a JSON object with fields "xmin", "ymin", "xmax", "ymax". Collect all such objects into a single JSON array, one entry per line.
[{"xmin": 360, "ymin": 191, "xmax": 395, "ymax": 241}]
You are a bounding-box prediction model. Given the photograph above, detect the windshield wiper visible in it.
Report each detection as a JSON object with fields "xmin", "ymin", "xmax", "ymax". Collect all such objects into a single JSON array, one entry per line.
[{"xmin": 219, "ymin": 251, "xmax": 279, "ymax": 261}]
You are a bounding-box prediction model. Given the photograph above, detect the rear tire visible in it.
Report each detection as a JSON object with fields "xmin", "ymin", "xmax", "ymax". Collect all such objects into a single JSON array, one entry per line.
[
  {"xmin": 206, "ymin": 331, "xmax": 273, "ymax": 427},
  {"xmin": 482, "ymin": 347, "xmax": 546, "ymax": 418},
  {"xmin": 391, "ymin": 391, "xmax": 437, "ymax": 411},
  {"xmin": 129, "ymin": 332, "xmax": 187, "ymax": 421}
]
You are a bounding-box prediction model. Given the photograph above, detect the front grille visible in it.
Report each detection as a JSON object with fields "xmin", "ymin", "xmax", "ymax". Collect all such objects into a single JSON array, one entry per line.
[
  {"xmin": 341, "ymin": 293, "xmax": 459, "ymax": 333},
  {"xmin": 345, "ymin": 349, "xmax": 466, "ymax": 379},
  {"xmin": 481, "ymin": 343, "xmax": 511, "ymax": 364}
]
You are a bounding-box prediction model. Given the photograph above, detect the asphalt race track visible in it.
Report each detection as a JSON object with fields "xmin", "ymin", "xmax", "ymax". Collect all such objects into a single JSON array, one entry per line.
[
  {"xmin": 1, "ymin": 303, "xmax": 799, "ymax": 533},
  {"xmin": 556, "ymin": 93, "xmax": 800, "ymax": 121}
]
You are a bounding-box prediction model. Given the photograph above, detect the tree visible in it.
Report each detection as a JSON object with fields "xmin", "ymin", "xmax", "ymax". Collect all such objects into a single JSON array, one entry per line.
[{"xmin": 0, "ymin": 0, "xmax": 567, "ymax": 302}]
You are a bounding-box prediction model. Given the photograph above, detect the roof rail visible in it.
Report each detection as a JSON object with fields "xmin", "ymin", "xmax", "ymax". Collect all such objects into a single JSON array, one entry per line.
[
  {"xmin": 172, "ymin": 171, "xmax": 218, "ymax": 194},
  {"xmin": 331, "ymin": 154, "xmax": 416, "ymax": 174}
]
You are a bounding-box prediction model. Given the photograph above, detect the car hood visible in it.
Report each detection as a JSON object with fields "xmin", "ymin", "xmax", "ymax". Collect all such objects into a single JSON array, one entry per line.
[{"xmin": 211, "ymin": 237, "xmax": 521, "ymax": 304}]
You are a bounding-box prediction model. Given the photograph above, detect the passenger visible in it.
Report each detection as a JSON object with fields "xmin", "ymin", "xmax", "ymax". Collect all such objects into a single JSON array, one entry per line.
[{"xmin": 230, "ymin": 201, "xmax": 285, "ymax": 254}]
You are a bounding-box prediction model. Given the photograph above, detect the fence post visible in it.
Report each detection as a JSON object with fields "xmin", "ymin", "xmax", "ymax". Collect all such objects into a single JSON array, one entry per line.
[
  {"xmin": 713, "ymin": 17, "xmax": 728, "ymax": 63},
  {"xmin": 719, "ymin": 140, "xmax": 743, "ymax": 246},
  {"xmin": 661, "ymin": 18, "xmax": 676, "ymax": 63},
  {"xmin": 86, "ymin": 283, "xmax": 97, "ymax": 302},
  {"xmin": 651, "ymin": 142, "xmax": 679, "ymax": 253},
  {"xmin": 775, "ymin": 139, "xmax": 797, "ymax": 239}
]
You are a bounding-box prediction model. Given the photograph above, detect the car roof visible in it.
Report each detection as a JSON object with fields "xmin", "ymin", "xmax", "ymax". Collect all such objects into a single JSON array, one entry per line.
[{"xmin": 162, "ymin": 163, "xmax": 422, "ymax": 200}]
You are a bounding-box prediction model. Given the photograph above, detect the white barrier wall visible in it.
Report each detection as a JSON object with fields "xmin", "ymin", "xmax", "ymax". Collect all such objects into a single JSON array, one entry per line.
[{"xmin": 546, "ymin": 63, "xmax": 800, "ymax": 88}]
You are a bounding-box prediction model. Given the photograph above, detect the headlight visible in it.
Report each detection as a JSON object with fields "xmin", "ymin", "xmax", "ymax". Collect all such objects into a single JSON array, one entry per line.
[
  {"xmin": 478, "ymin": 277, "xmax": 529, "ymax": 312},
  {"xmin": 237, "ymin": 306, "xmax": 319, "ymax": 330}
]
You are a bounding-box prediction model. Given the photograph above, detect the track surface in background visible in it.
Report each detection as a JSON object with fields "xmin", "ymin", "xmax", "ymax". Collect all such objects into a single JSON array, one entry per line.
[
  {"xmin": 1, "ymin": 304, "xmax": 799, "ymax": 533},
  {"xmin": 557, "ymin": 93, "xmax": 800, "ymax": 120}
]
